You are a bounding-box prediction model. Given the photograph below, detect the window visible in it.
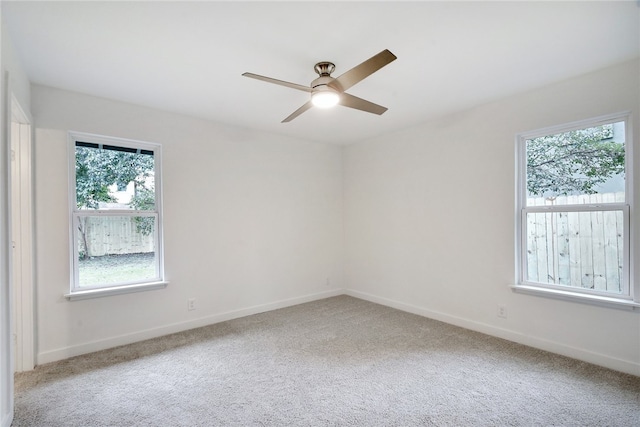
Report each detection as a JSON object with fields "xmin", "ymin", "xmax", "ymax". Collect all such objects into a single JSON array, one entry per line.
[
  {"xmin": 68, "ymin": 132, "xmax": 165, "ymax": 299},
  {"xmin": 516, "ymin": 112, "xmax": 636, "ymax": 307}
]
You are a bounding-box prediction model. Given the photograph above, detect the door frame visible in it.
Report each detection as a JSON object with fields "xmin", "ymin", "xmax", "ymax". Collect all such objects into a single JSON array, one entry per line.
[{"xmin": 10, "ymin": 94, "xmax": 34, "ymax": 373}]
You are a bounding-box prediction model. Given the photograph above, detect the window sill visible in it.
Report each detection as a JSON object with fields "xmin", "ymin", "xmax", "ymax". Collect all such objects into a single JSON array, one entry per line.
[
  {"xmin": 65, "ymin": 281, "xmax": 168, "ymax": 301},
  {"xmin": 511, "ymin": 284, "xmax": 640, "ymax": 310}
]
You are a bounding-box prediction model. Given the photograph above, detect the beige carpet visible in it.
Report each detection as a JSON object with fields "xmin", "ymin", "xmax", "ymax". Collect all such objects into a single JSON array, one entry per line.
[{"xmin": 13, "ymin": 296, "xmax": 640, "ymax": 426}]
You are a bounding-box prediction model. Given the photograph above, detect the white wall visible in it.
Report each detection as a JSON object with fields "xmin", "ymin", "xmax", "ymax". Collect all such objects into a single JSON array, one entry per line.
[
  {"xmin": 30, "ymin": 59, "xmax": 640, "ymax": 376},
  {"xmin": 1, "ymin": 9, "xmax": 32, "ymax": 426},
  {"xmin": 344, "ymin": 59, "xmax": 640, "ymax": 376},
  {"xmin": 0, "ymin": 9, "xmax": 10, "ymax": 427},
  {"xmin": 32, "ymin": 85, "xmax": 344, "ymax": 363}
]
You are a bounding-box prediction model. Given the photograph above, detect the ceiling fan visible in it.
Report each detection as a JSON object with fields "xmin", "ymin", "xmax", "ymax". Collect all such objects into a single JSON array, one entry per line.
[{"xmin": 242, "ymin": 49, "xmax": 397, "ymax": 123}]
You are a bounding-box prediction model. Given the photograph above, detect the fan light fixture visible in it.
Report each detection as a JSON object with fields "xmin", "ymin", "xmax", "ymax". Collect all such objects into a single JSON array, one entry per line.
[{"xmin": 311, "ymin": 88, "xmax": 340, "ymax": 109}]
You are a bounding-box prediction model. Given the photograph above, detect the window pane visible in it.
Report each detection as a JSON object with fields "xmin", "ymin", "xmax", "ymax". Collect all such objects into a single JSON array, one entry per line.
[
  {"xmin": 77, "ymin": 216, "xmax": 157, "ymax": 288},
  {"xmin": 525, "ymin": 210, "xmax": 624, "ymax": 294},
  {"xmin": 75, "ymin": 144, "xmax": 155, "ymax": 211},
  {"xmin": 525, "ymin": 122, "xmax": 625, "ymax": 206}
]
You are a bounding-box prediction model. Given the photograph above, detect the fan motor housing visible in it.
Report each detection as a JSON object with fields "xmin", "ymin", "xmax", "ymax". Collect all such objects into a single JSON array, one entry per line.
[{"xmin": 311, "ymin": 75, "xmax": 334, "ymax": 88}]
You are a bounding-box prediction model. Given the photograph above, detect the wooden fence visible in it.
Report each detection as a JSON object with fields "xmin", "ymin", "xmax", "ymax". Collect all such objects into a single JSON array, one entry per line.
[
  {"xmin": 80, "ymin": 216, "xmax": 154, "ymax": 257},
  {"xmin": 525, "ymin": 192, "xmax": 625, "ymax": 293}
]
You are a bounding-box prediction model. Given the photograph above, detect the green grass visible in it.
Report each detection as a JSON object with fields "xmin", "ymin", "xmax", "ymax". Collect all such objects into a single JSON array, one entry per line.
[{"xmin": 78, "ymin": 252, "xmax": 156, "ymax": 287}]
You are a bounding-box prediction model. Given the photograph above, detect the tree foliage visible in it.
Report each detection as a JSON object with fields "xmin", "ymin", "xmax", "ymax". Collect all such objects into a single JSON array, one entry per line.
[
  {"xmin": 75, "ymin": 147, "xmax": 155, "ymax": 210},
  {"xmin": 526, "ymin": 125, "xmax": 624, "ymax": 197},
  {"xmin": 130, "ymin": 187, "xmax": 156, "ymax": 236}
]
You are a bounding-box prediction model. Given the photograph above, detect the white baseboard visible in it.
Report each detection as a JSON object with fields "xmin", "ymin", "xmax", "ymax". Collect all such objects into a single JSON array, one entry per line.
[
  {"xmin": 36, "ymin": 287, "xmax": 639, "ymax": 377},
  {"xmin": 345, "ymin": 289, "xmax": 640, "ymax": 377},
  {"xmin": 37, "ymin": 289, "xmax": 344, "ymax": 365}
]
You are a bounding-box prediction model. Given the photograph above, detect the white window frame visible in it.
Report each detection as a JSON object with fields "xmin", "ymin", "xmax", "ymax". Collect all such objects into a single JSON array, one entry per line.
[
  {"xmin": 66, "ymin": 132, "xmax": 166, "ymax": 300},
  {"xmin": 514, "ymin": 112, "xmax": 638, "ymax": 310}
]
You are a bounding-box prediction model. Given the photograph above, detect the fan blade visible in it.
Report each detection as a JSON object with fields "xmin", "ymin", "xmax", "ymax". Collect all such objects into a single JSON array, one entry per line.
[
  {"xmin": 334, "ymin": 49, "xmax": 397, "ymax": 91},
  {"xmin": 282, "ymin": 101, "xmax": 314, "ymax": 123},
  {"xmin": 242, "ymin": 72, "xmax": 312, "ymax": 93},
  {"xmin": 339, "ymin": 93, "xmax": 388, "ymax": 115}
]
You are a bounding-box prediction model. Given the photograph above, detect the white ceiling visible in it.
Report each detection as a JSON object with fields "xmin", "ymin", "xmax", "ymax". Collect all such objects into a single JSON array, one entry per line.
[{"xmin": 3, "ymin": 1, "xmax": 639, "ymax": 144}]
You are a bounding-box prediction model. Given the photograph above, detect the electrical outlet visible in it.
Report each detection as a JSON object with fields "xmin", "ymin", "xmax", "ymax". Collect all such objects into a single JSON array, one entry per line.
[
  {"xmin": 187, "ymin": 298, "xmax": 196, "ymax": 311},
  {"xmin": 325, "ymin": 277, "xmax": 331, "ymax": 287},
  {"xmin": 497, "ymin": 305, "xmax": 507, "ymax": 319}
]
